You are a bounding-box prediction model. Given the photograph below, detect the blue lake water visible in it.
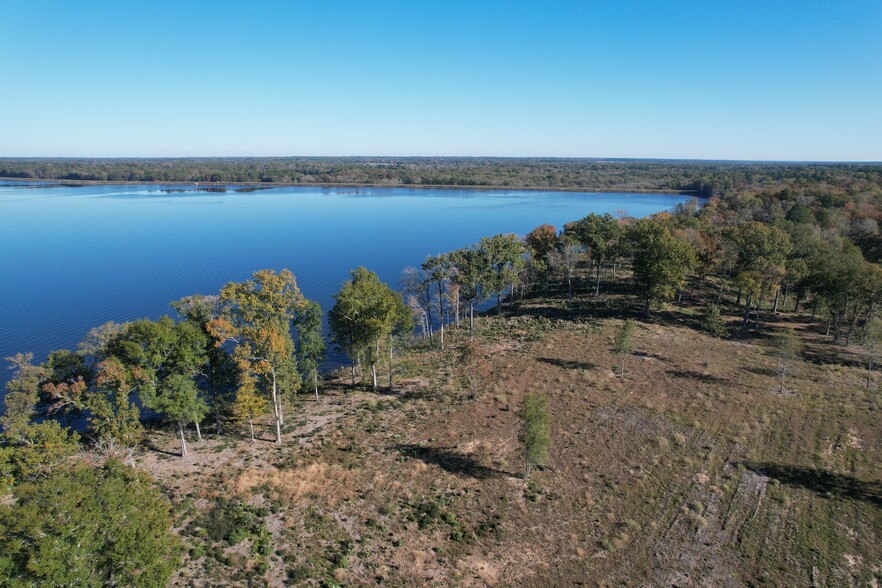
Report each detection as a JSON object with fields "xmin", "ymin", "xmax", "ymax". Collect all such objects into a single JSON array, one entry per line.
[{"xmin": 0, "ymin": 182, "xmax": 692, "ymax": 393}]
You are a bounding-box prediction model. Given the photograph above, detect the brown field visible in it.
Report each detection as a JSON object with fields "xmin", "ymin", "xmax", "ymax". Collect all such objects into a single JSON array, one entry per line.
[{"xmin": 139, "ymin": 281, "xmax": 882, "ymax": 587}]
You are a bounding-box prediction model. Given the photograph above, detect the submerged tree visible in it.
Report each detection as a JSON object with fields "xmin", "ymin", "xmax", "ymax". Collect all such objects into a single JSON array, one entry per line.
[{"xmin": 518, "ymin": 392, "xmax": 551, "ymax": 479}]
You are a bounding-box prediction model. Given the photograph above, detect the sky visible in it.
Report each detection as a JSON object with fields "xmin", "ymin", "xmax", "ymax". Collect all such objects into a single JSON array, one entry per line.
[{"xmin": 0, "ymin": 1, "xmax": 880, "ymax": 161}]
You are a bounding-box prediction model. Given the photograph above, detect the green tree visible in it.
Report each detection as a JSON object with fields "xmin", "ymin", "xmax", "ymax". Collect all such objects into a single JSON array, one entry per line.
[
  {"xmin": 518, "ymin": 392, "xmax": 551, "ymax": 479},
  {"xmin": 613, "ymin": 319, "xmax": 636, "ymax": 375},
  {"xmin": 629, "ymin": 220, "xmax": 697, "ymax": 317},
  {"xmin": 479, "ymin": 233, "xmax": 525, "ymax": 313},
  {"xmin": 772, "ymin": 328, "xmax": 802, "ymax": 394},
  {"xmin": 87, "ymin": 358, "xmax": 144, "ymax": 450},
  {"xmin": 113, "ymin": 317, "xmax": 209, "ymax": 456},
  {"xmin": 0, "ymin": 462, "xmax": 180, "ymax": 586},
  {"xmin": 699, "ymin": 304, "xmax": 729, "ymax": 367},
  {"xmin": 1, "ymin": 354, "xmax": 48, "ymax": 444},
  {"xmin": 458, "ymin": 339, "xmax": 491, "ymax": 399},
  {"xmin": 422, "ymin": 253, "xmax": 453, "ymax": 349},
  {"xmin": 0, "ymin": 421, "xmax": 79, "ymax": 493},
  {"xmin": 172, "ymin": 295, "xmax": 238, "ymax": 434},
  {"xmin": 525, "ymin": 224, "xmax": 558, "ymax": 293},
  {"xmin": 450, "ymin": 246, "xmax": 489, "ymax": 339},
  {"xmin": 294, "ymin": 300, "xmax": 327, "ymax": 400},
  {"xmin": 329, "ymin": 267, "xmax": 411, "ymax": 391},
  {"xmin": 569, "ymin": 213, "xmax": 623, "ymax": 296},
  {"xmin": 210, "ymin": 269, "xmax": 305, "ymax": 445}
]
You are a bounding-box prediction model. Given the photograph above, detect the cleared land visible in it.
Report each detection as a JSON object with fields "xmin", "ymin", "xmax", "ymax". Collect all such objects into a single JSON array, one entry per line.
[{"xmin": 138, "ymin": 278, "xmax": 882, "ymax": 587}]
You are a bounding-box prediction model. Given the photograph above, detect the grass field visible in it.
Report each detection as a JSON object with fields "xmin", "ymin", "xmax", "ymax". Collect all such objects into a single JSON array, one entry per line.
[{"xmin": 138, "ymin": 277, "xmax": 882, "ymax": 587}]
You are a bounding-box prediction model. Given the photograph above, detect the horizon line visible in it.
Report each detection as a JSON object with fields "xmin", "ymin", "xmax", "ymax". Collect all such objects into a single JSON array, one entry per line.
[{"xmin": 1, "ymin": 155, "xmax": 881, "ymax": 165}]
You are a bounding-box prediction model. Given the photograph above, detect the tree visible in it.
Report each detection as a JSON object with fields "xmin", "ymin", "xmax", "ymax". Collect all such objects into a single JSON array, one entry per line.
[
  {"xmin": 422, "ymin": 253, "xmax": 453, "ymax": 349},
  {"xmin": 699, "ymin": 304, "xmax": 729, "ymax": 367},
  {"xmin": 87, "ymin": 358, "xmax": 144, "ymax": 450},
  {"xmin": 0, "ymin": 462, "xmax": 180, "ymax": 586},
  {"xmin": 400, "ymin": 266, "xmax": 434, "ymax": 343},
  {"xmin": 525, "ymin": 224, "xmax": 558, "ymax": 293},
  {"xmin": 569, "ymin": 213, "xmax": 623, "ymax": 296},
  {"xmin": 294, "ymin": 300, "xmax": 327, "ymax": 400},
  {"xmin": 329, "ymin": 267, "xmax": 411, "ymax": 391},
  {"xmin": 548, "ymin": 235, "xmax": 581, "ymax": 300},
  {"xmin": 458, "ymin": 339, "xmax": 491, "ymax": 399},
  {"xmin": 613, "ymin": 320, "xmax": 636, "ymax": 375},
  {"xmin": 0, "ymin": 421, "xmax": 79, "ymax": 493},
  {"xmin": 772, "ymin": 328, "xmax": 802, "ymax": 394},
  {"xmin": 1, "ymin": 354, "xmax": 48, "ymax": 444},
  {"xmin": 480, "ymin": 233, "xmax": 524, "ymax": 313},
  {"xmin": 518, "ymin": 392, "xmax": 551, "ymax": 479},
  {"xmin": 629, "ymin": 220, "xmax": 697, "ymax": 317},
  {"xmin": 172, "ymin": 295, "xmax": 238, "ymax": 434},
  {"xmin": 231, "ymin": 367, "xmax": 265, "ymax": 441},
  {"xmin": 112, "ymin": 317, "xmax": 209, "ymax": 456},
  {"xmin": 209, "ymin": 269, "xmax": 305, "ymax": 445},
  {"xmin": 450, "ymin": 246, "xmax": 489, "ymax": 339},
  {"xmin": 862, "ymin": 316, "xmax": 882, "ymax": 388}
]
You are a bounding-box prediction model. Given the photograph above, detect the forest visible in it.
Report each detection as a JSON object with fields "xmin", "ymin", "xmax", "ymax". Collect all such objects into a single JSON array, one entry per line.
[
  {"xmin": 2, "ymin": 161, "xmax": 882, "ymax": 585},
  {"xmin": 2, "ymin": 156, "xmax": 882, "ymax": 198}
]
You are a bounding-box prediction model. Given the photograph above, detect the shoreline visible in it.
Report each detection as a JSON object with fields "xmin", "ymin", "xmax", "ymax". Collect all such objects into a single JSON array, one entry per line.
[{"xmin": 0, "ymin": 176, "xmax": 700, "ymax": 196}]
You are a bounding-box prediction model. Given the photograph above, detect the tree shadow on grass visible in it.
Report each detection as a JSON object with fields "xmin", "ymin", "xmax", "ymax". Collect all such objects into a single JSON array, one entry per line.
[
  {"xmin": 395, "ymin": 444, "xmax": 516, "ymax": 479},
  {"xmin": 537, "ymin": 357, "xmax": 597, "ymax": 370},
  {"xmin": 665, "ymin": 369, "xmax": 730, "ymax": 384},
  {"xmin": 743, "ymin": 462, "xmax": 882, "ymax": 507}
]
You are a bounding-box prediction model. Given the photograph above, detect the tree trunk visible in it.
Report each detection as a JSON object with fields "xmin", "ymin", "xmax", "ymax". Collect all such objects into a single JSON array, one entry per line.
[
  {"xmin": 524, "ymin": 458, "xmax": 531, "ymax": 480},
  {"xmin": 179, "ymin": 423, "xmax": 188, "ymax": 457},
  {"xmin": 736, "ymin": 288, "xmax": 742, "ymax": 307},
  {"xmin": 389, "ymin": 344, "xmax": 394, "ymax": 390},
  {"xmin": 271, "ymin": 374, "xmax": 282, "ymax": 445},
  {"xmin": 215, "ymin": 410, "xmax": 222, "ymax": 435},
  {"xmin": 782, "ymin": 284, "xmax": 790, "ymax": 311},
  {"xmin": 742, "ymin": 295, "xmax": 752, "ymax": 327},
  {"xmin": 195, "ymin": 420, "xmax": 202, "ymax": 442},
  {"xmin": 372, "ymin": 337, "xmax": 379, "ymax": 391},
  {"xmin": 248, "ymin": 417, "xmax": 255, "ymax": 441},
  {"xmin": 496, "ymin": 293, "xmax": 502, "ymax": 314},
  {"xmin": 438, "ymin": 283, "xmax": 445, "ymax": 349},
  {"xmin": 595, "ymin": 262, "xmax": 601, "ymax": 296},
  {"xmin": 510, "ymin": 283, "xmax": 515, "ymax": 309},
  {"xmin": 642, "ymin": 298, "xmax": 650, "ymax": 318},
  {"xmin": 773, "ymin": 286, "xmax": 780, "ymax": 314},
  {"xmin": 469, "ymin": 301, "xmax": 475, "ymax": 340},
  {"xmin": 351, "ymin": 363, "xmax": 356, "ymax": 387},
  {"xmin": 314, "ymin": 372, "xmax": 319, "ymax": 401}
]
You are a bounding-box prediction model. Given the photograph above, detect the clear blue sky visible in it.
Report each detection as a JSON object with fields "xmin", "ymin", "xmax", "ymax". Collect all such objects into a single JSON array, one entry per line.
[{"xmin": 1, "ymin": 1, "xmax": 880, "ymax": 161}]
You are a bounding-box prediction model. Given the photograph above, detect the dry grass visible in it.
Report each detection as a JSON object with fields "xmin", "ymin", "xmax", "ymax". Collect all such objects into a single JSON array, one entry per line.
[{"xmin": 138, "ymin": 280, "xmax": 882, "ymax": 587}]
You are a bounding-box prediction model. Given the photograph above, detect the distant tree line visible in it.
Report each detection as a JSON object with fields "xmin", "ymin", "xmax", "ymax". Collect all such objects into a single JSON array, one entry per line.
[{"xmin": 2, "ymin": 157, "xmax": 881, "ymax": 197}]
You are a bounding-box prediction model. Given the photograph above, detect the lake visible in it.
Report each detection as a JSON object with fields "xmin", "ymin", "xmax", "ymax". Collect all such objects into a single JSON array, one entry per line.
[{"xmin": 0, "ymin": 182, "xmax": 693, "ymax": 392}]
